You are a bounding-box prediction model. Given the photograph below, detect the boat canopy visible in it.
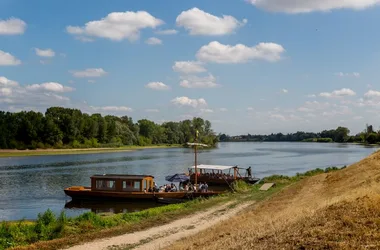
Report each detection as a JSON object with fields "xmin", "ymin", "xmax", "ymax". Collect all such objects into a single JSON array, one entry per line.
[{"xmin": 190, "ymin": 164, "xmax": 236, "ymax": 171}]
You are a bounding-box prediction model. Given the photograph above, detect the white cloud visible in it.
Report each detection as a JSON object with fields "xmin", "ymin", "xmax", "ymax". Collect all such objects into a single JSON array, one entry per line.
[
  {"xmin": 320, "ymin": 88, "xmax": 356, "ymax": 98},
  {"xmin": 146, "ymin": 82, "xmax": 170, "ymax": 90},
  {"xmin": 364, "ymin": 90, "xmax": 380, "ymax": 98},
  {"xmin": 200, "ymin": 108, "xmax": 214, "ymax": 113},
  {"xmin": 155, "ymin": 29, "xmax": 178, "ymax": 35},
  {"xmin": 196, "ymin": 41, "xmax": 285, "ymax": 64},
  {"xmin": 145, "ymin": 109, "xmax": 159, "ymax": 113},
  {"xmin": 70, "ymin": 68, "xmax": 107, "ymax": 78},
  {"xmin": 248, "ymin": 0, "xmax": 380, "ymax": 13},
  {"xmin": 353, "ymin": 116, "xmax": 363, "ymax": 120},
  {"xmin": 335, "ymin": 72, "xmax": 360, "ymax": 77},
  {"xmin": 172, "ymin": 61, "xmax": 206, "ymax": 74},
  {"xmin": 0, "ymin": 76, "xmax": 19, "ymax": 87},
  {"xmin": 179, "ymin": 74, "xmax": 219, "ymax": 88},
  {"xmin": 171, "ymin": 96, "xmax": 207, "ymax": 108},
  {"xmin": 35, "ymin": 48, "xmax": 55, "ymax": 57},
  {"xmin": 219, "ymin": 108, "xmax": 228, "ymax": 112},
  {"xmin": 176, "ymin": 8, "xmax": 246, "ymax": 36},
  {"xmin": 282, "ymin": 89, "xmax": 288, "ymax": 93},
  {"xmin": 88, "ymin": 80, "xmax": 96, "ymax": 83},
  {"xmin": 145, "ymin": 37, "xmax": 162, "ymax": 45},
  {"xmin": 247, "ymin": 107, "xmax": 254, "ymax": 111},
  {"xmin": 0, "ymin": 77, "xmax": 72, "ymax": 109},
  {"xmin": 0, "ymin": 50, "xmax": 21, "ymax": 66},
  {"xmin": 306, "ymin": 94, "xmax": 316, "ymax": 98},
  {"xmin": 66, "ymin": 11, "xmax": 163, "ymax": 41},
  {"xmin": 26, "ymin": 82, "xmax": 74, "ymax": 93},
  {"xmin": 0, "ymin": 18, "xmax": 26, "ymax": 35}
]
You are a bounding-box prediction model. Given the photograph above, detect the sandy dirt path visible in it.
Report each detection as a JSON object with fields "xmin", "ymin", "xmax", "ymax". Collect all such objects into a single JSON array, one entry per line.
[{"xmin": 64, "ymin": 200, "xmax": 255, "ymax": 250}]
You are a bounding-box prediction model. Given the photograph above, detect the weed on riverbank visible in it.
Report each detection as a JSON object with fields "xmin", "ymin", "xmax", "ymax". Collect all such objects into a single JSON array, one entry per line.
[{"xmin": 2, "ymin": 166, "xmax": 345, "ymax": 250}]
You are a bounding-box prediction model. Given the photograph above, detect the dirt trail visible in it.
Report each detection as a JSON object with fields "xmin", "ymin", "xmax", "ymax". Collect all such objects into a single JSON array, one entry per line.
[{"xmin": 64, "ymin": 200, "xmax": 255, "ymax": 250}]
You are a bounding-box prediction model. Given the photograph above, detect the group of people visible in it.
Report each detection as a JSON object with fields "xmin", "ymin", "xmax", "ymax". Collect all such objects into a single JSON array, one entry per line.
[{"xmin": 145, "ymin": 181, "xmax": 209, "ymax": 193}]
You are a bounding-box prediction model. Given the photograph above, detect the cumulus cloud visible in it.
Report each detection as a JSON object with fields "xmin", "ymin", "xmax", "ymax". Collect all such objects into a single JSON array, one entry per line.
[
  {"xmin": 70, "ymin": 68, "xmax": 107, "ymax": 78},
  {"xmin": 196, "ymin": 41, "xmax": 285, "ymax": 63},
  {"xmin": 155, "ymin": 29, "xmax": 178, "ymax": 35},
  {"xmin": 247, "ymin": 107, "xmax": 254, "ymax": 111},
  {"xmin": 35, "ymin": 48, "xmax": 55, "ymax": 57},
  {"xmin": 320, "ymin": 88, "xmax": 356, "ymax": 98},
  {"xmin": 200, "ymin": 108, "xmax": 214, "ymax": 113},
  {"xmin": 0, "ymin": 18, "xmax": 26, "ymax": 35},
  {"xmin": 364, "ymin": 90, "xmax": 380, "ymax": 98},
  {"xmin": 306, "ymin": 94, "xmax": 316, "ymax": 98},
  {"xmin": 219, "ymin": 108, "xmax": 228, "ymax": 112},
  {"xmin": 335, "ymin": 72, "xmax": 360, "ymax": 77},
  {"xmin": 171, "ymin": 96, "xmax": 207, "ymax": 108},
  {"xmin": 172, "ymin": 61, "xmax": 206, "ymax": 74},
  {"xmin": 145, "ymin": 82, "xmax": 170, "ymax": 90},
  {"xmin": 176, "ymin": 8, "xmax": 247, "ymax": 36},
  {"xmin": 0, "ymin": 76, "xmax": 19, "ymax": 87},
  {"xmin": 247, "ymin": 0, "xmax": 380, "ymax": 13},
  {"xmin": 282, "ymin": 89, "xmax": 288, "ymax": 93},
  {"xmin": 0, "ymin": 76, "xmax": 72, "ymax": 110},
  {"xmin": 179, "ymin": 74, "xmax": 219, "ymax": 88},
  {"xmin": 0, "ymin": 50, "xmax": 21, "ymax": 66},
  {"xmin": 26, "ymin": 82, "xmax": 74, "ymax": 93},
  {"xmin": 66, "ymin": 11, "xmax": 163, "ymax": 41},
  {"xmin": 145, "ymin": 37, "xmax": 162, "ymax": 45}
]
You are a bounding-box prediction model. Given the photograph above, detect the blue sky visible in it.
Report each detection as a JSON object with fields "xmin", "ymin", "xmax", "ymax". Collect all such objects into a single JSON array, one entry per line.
[{"xmin": 1, "ymin": 0, "xmax": 380, "ymax": 135}]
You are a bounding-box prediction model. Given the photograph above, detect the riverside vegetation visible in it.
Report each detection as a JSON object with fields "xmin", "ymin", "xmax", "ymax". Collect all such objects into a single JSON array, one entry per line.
[
  {"xmin": 0, "ymin": 166, "xmax": 345, "ymax": 250},
  {"xmin": 220, "ymin": 124, "xmax": 380, "ymax": 144},
  {"xmin": 0, "ymin": 107, "xmax": 218, "ymax": 150}
]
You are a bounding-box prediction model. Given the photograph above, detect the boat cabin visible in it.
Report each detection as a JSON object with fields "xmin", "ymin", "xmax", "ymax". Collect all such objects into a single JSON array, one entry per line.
[
  {"xmin": 90, "ymin": 174, "xmax": 154, "ymax": 192},
  {"xmin": 188, "ymin": 165, "xmax": 240, "ymax": 180}
]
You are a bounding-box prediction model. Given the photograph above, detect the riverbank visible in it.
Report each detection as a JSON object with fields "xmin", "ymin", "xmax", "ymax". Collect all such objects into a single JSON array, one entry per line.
[
  {"xmin": 0, "ymin": 144, "xmax": 181, "ymax": 158},
  {"xmin": 2, "ymin": 167, "xmax": 343, "ymax": 250},
  {"xmin": 169, "ymin": 150, "xmax": 380, "ymax": 249}
]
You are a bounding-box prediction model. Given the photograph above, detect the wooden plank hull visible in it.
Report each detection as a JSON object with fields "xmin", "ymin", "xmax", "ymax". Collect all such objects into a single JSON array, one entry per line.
[{"xmin": 64, "ymin": 187, "xmax": 222, "ymax": 202}]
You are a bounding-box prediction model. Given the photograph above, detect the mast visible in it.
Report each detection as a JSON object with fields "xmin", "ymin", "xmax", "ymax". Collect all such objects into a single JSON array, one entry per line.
[{"xmin": 194, "ymin": 130, "xmax": 198, "ymax": 187}]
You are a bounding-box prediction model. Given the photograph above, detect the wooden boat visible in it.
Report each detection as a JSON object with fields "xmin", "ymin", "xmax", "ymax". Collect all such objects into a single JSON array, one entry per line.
[
  {"xmin": 188, "ymin": 164, "xmax": 261, "ymax": 187},
  {"xmin": 64, "ymin": 174, "xmax": 222, "ymax": 202}
]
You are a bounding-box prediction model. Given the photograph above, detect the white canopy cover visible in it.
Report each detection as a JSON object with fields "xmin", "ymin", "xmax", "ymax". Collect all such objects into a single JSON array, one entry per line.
[{"xmin": 190, "ymin": 164, "xmax": 236, "ymax": 171}]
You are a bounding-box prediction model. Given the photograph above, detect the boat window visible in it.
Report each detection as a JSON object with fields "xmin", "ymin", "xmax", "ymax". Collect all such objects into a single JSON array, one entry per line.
[
  {"xmin": 123, "ymin": 181, "xmax": 133, "ymax": 189},
  {"xmin": 96, "ymin": 180, "xmax": 116, "ymax": 190},
  {"xmin": 134, "ymin": 181, "xmax": 141, "ymax": 190}
]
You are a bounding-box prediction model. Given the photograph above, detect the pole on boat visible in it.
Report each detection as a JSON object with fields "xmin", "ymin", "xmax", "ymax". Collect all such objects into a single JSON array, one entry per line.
[{"xmin": 194, "ymin": 130, "xmax": 199, "ymax": 188}]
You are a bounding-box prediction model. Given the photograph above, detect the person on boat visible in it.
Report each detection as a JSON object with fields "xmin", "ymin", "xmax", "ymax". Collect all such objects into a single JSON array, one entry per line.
[
  {"xmin": 198, "ymin": 182, "xmax": 204, "ymax": 192},
  {"xmin": 204, "ymin": 182, "xmax": 208, "ymax": 192},
  {"xmin": 247, "ymin": 166, "xmax": 252, "ymax": 178},
  {"xmin": 170, "ymin": 183, "xmax": 177, "ymax": 192}
]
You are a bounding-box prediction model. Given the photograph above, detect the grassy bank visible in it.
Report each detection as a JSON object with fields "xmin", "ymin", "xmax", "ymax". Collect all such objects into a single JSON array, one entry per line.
[
  {"xmin": 1, "ymin": 166, "xmax": 345, "ymax": 250},
  {"xmin": 0, "ymin": 144, "xmax": 181, "ymax": 158}
]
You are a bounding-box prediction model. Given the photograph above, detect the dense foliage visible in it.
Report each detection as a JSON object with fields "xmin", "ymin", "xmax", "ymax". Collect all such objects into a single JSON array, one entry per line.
[
  {"xmin": 0, "ymin": 107, "xmax": 218, "ymax": 149},
  {"xmin": 219, "ymin": 125, "xmax": 380, "ymax": 144}
]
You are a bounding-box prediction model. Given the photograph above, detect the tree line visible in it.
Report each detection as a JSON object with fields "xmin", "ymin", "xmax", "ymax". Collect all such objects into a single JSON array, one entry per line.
[
  {"xmin": 0, "ymin": 107, "xmax": 218, "ymax": 150},
  {"xmin": 219, "ymin": 125, "xmax": 380, "ymax": 144}
]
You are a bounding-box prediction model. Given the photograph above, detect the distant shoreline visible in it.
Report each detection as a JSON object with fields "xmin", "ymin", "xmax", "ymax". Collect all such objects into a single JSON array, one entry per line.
[{"xmin": 0, "ymin": 144, "xmax": 181, "ymax": 158}]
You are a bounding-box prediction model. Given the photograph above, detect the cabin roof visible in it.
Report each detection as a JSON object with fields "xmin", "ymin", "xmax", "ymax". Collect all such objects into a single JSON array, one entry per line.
[
  {"xmin": 91, "ymin": 174, "xmax": 154, "ymax": 180},
  {"xmin": 189, "ymin": 164, "xmax": 236, "ymax": 171}
]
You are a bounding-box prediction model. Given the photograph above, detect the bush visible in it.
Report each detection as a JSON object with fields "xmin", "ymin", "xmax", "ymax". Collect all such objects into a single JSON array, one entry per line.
[{"xmin": 71, "ymin": 140, "xmax": 81, "ymax": 148}]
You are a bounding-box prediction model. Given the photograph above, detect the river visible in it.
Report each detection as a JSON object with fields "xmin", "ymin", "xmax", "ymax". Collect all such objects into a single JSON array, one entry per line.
[{"xmin": 0, "ymin": 142, "xmax": 377, "ymax": 221}]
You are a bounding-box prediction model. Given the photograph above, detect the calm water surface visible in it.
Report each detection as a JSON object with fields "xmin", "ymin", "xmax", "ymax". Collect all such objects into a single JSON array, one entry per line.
[{"xmin": 0, "ymin": 142, "xmax": 377, "ymax": 221}]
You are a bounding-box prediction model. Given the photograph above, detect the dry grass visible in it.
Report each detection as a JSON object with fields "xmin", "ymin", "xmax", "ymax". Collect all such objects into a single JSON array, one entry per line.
[{"xmin": 170, "ymin": 150, "xmax": 380, "ymax": 250}]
